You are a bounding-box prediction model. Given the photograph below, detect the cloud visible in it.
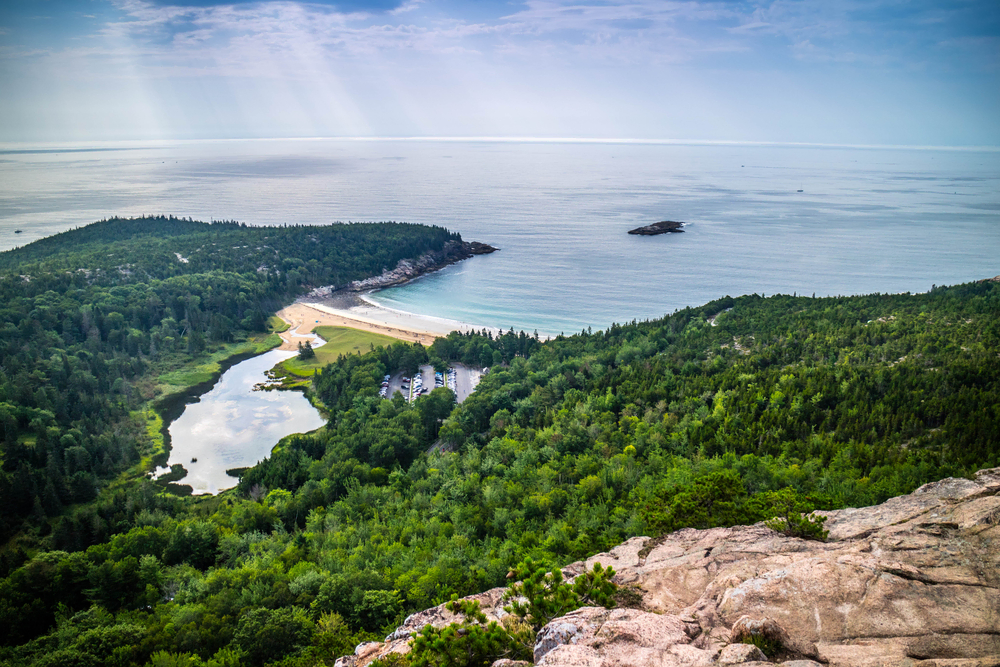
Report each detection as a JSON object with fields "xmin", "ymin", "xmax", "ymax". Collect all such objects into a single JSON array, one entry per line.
[
  {"xmin": 67, "ymin": 0, "xmax": 995, "ymax": 77},
  {"xmin": 389, "ymin": 0, "xmax": 423, "ymax": 15},
  {"xmin": 139, "ymin": 0, "xmax": 408, "ymax": 10},
  {"xmin": 3, "ymin": 0, "xmax": 998, "ymax": 143}
]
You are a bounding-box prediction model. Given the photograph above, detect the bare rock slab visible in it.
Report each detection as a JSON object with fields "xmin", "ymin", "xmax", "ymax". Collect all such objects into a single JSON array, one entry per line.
[
  {"xmin": 718, "ymin": 642, "xmax": 769, "ymax": 664},
  {"xmin": 534, "ymin": 607, "xmax": 715, "ymax": 666},
  {"xmin": 344, "ymin": 469, "xmax": 1000, "ymax": 666}
]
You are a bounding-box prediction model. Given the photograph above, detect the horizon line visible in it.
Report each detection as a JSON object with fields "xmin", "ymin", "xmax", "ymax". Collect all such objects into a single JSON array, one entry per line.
[{"xmin": 2, "ymin": 136, "xmax": 999, "ymax": 152}]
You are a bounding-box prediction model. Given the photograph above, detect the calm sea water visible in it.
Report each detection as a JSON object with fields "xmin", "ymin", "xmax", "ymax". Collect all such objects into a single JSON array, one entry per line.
[{"xmin": 2, "ymin": 139, "xmax": 998, "ymax": 334}]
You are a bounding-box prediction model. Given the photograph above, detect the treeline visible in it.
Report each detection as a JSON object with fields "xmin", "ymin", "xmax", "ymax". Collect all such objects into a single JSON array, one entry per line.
[
  {"xmin": 0, "ymin": 217, "xmax": 458, "ymax": 541},
  {"xmin": 2, "ymin": 279, "xmax": 997, "ymax": 666},
  {"xmin": 428, "ymin": 328, "xmax": 542, "ymax": 370}
]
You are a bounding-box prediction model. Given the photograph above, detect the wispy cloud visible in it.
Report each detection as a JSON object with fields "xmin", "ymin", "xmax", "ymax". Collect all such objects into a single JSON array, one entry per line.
[
  {"xmin": 1, "ymin": 0, "xmax": 997, "ymax": 143},
  {"xmin": 389, "ymin": 1, "xmax": 423, "ymax": 15},
  {"xmin": 13, "ymin": 0, "xmax": 977, "ymax": 79}
]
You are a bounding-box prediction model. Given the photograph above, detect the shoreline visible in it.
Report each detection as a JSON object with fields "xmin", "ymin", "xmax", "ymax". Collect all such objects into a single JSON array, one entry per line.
[
  {"xmin": 355, "ymin": 292, "xmax": 503, "ymax": 336},
  {"xmin": 276, "ymin": 295, "xmax": 500, "ymax": 347},
  {"xmin": 341, "ymin": 239, "xmax": 498, "ymax": 293},
  {"xmin": 277, "ymin": 301, "xmax": 441, "ymax": 347},
  {"xmin": 280, "ymin": 243, "xmax": 504, "ymax": 344},
  {"xmin": 141, "ymin": 332, "xmax": 284, "ymax": 493}
]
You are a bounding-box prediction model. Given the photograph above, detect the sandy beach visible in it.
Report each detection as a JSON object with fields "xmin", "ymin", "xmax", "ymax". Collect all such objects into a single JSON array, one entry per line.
[
  {"xmin": 276, "ymin": 301, "xmax": 442, "ymax": 349},
  {"xmin": 274, "ymin": 283, "xmax": 504, "ymax": 351}
]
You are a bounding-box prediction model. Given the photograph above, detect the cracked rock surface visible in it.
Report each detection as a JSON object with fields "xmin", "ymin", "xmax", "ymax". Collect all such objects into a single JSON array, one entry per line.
[{"xmin": 337, "ymin": 468, "xmax": 1000, "ymax": 666}]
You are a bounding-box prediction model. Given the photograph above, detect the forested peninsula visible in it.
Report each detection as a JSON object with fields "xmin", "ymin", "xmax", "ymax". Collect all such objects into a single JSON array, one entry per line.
[
  {"xmin": 0, "ymin": 219, "xmax": 998, "ymax": 667},
  {"xmin": 0, "ymin": 216, "xmax": 460, "ymax": 539}
]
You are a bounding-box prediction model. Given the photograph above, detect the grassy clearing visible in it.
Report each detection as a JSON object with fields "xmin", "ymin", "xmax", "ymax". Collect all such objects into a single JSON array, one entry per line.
[
  {"xmin": 95, "ymin": 333, "xmax": 287, "ymax": 496},
  {"xmin": 135, "ymin": 408, "xmax": 165, "ymax": 470},
  {"xmin": 268, "ymin": 315, "xmax": 290, "ymax": 333},
  {"xmin": 281, "ymin": 326, "xmax": 397, "ymax": 377},
  {"xmin": 154, "ymin": 334, "xmax": 281, "ymax": 396}
]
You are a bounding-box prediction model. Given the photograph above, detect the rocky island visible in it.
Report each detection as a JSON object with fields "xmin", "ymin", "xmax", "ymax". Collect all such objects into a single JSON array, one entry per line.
[{"xmin": 628, "ymin": 220, "xmax": 685, "ymax": 235}]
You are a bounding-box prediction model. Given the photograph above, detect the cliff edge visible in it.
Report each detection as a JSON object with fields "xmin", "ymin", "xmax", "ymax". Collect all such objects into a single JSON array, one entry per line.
[
  {"xmin": 347, "ymin": 240, "xmax": 497, "ymax": 292},
  {"xmin": 340, "ymin": 467, "xmax": 1000, "ymax": 667}
]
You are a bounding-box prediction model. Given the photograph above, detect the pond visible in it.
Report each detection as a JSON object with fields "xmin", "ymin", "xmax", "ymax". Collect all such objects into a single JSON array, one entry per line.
[{"xmin": 156, "ymin": 349, "xmax": 325, "ymax": 495}]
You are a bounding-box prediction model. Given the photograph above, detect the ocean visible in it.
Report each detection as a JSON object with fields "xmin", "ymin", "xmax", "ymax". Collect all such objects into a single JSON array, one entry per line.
[{"xmin": 2, "ymin": 139, "xmax": 997, "ymax": 335}]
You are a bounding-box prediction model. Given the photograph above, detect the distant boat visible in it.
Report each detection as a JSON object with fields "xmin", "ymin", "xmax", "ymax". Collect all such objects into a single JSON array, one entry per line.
[
  {"xmin": 797, "ymin": 189, "xmax": 803, "ymax": 193},
  {"xmin": 14, "ymin": 229, "xmax": 22, "ymax": 233}
]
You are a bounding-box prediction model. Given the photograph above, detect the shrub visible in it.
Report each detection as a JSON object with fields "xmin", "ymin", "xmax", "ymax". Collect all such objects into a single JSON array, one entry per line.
[
  {"xmin": 730, "ymin": 615, "xmax": 788, "ymax": 657},
  {"xmin": 404, "ymin": 559, "xmax": 618, "ymax": 667},
  {"xmin": 408, "ymin": 599, "xmax": 532, "ymax": 667},
  {"xmin": 756, "ymin": 488, "xmax": 829, "ymax": 541},
  {"xmin": 504, "ymin": 557, "xmax": 617, "ymax": 631}
]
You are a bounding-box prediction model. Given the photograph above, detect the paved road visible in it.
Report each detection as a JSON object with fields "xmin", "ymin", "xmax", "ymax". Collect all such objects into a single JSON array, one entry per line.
[{"xmin": 452, "ymin": 363, "xmax": 482, "ymax": 403}]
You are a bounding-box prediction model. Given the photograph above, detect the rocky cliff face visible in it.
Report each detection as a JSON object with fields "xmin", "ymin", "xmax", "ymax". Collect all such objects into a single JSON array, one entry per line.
[
  {"xmin": 339, "ymin": 468, "xmax": 1000, "ymax": 667},
  {"xmin": 347, "ymin": 240, "xmax": 497, "ymax": 292}
]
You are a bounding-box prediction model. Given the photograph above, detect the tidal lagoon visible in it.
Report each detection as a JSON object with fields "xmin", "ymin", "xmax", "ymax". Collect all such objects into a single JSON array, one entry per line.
[{"xmin": 159, "ymin": 349, "xmax": 325, "ymax": 495}]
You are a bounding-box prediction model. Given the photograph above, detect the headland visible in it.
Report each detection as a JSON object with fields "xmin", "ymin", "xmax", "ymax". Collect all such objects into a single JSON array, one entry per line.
[{"xmin": 277, "ymin": 239, "xmax": 501, "ymax": 346}]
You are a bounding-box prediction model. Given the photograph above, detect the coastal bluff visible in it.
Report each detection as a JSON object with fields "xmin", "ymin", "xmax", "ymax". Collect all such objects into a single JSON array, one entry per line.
[
  {"xmin": 628, "ymin": 220, "xmax": 685, "ymax": 235},
  {"xmin": 346, "ymin": 239, "xmax": 497, "ymax": 292},
  {"xmin": 338, "ymin": 468, "xmax": 1000, "ymax": 667}
]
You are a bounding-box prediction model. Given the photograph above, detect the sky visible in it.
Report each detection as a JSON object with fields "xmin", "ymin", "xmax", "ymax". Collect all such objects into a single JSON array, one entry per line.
[{"xmin": 0, "ymin": 0, "xmax": 997, "ymax": 145}]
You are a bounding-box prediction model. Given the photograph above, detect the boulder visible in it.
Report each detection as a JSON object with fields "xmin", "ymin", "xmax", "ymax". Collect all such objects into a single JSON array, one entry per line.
[
  {"xmin": 383, "ymin": 585, "xmax": 510, "ymax": 643},
  {"xmin": 718, "ymin": 642, "xmax": 769, "ymax": 664},
  {"xmin": 729, "ymin": 616, "xmax": 787, "ymax": 654},
  {"xmin": 533, "ymin": 606, "xmax": 710, "ymax": 666},
  {"xmin": 627, "ymin": 220, "xmax": 686, "ymax": 235}
]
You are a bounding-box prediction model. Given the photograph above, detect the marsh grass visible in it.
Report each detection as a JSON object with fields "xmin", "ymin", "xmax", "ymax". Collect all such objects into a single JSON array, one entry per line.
[{"xmin": 281, "ymin": 326, "xmax": 397, "ymax": 377}]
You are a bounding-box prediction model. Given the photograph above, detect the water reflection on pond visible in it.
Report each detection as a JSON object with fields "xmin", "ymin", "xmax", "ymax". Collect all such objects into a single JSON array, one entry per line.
[{"xmin": 161, "ymin": 349, "xmax": 325, "ymax": 495}]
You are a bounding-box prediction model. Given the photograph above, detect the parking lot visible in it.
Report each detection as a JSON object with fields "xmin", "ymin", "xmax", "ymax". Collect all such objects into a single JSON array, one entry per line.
[
  {"xmin": 382, "ymin": 363, "xmax": 484, "ymax": 404},
  {"xmin": 413, "ymin": 365, "xmax": 436, "ymax": 400},
  {"xmin": 450, "ymin": 363, "xmax": 483, "ymax": 403},
  {"xmin": 384, "ymin": 372, "xmax": 408, "ymax": 400}
]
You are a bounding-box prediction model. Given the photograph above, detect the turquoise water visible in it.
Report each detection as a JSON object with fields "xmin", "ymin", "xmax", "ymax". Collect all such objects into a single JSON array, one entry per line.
[{"xmin": 2, "ymin": 139, "xmax": 998, "ymax": 335}]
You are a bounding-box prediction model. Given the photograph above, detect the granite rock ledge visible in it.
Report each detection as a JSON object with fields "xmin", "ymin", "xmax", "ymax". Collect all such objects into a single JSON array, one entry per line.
[{"xmin": 337, "ymin": 467, "xmax": 1000, "ymax": 667}]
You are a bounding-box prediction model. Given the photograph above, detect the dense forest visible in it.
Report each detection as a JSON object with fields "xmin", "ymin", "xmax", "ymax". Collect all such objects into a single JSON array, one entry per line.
[
  {"xmin": 0, "ymin": 217, "xmax": 458, "ymax": 542},
  {"xmin": 0, "ymin": 218, "xmax": 1000, "ymax": 667},
  {"xmin": 0, "ymin": 219, "xmax": 997, "ymax": 666}
]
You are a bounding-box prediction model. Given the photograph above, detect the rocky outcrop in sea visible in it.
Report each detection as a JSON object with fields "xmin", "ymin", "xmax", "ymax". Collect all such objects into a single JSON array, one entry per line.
[
  {"xmin": 628, "ymin": 220, "xmax": 685, "ymax": 235},
  {"xmin": 338, "ymin": 467, "xmax": 1000, "ymax": 666}
]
